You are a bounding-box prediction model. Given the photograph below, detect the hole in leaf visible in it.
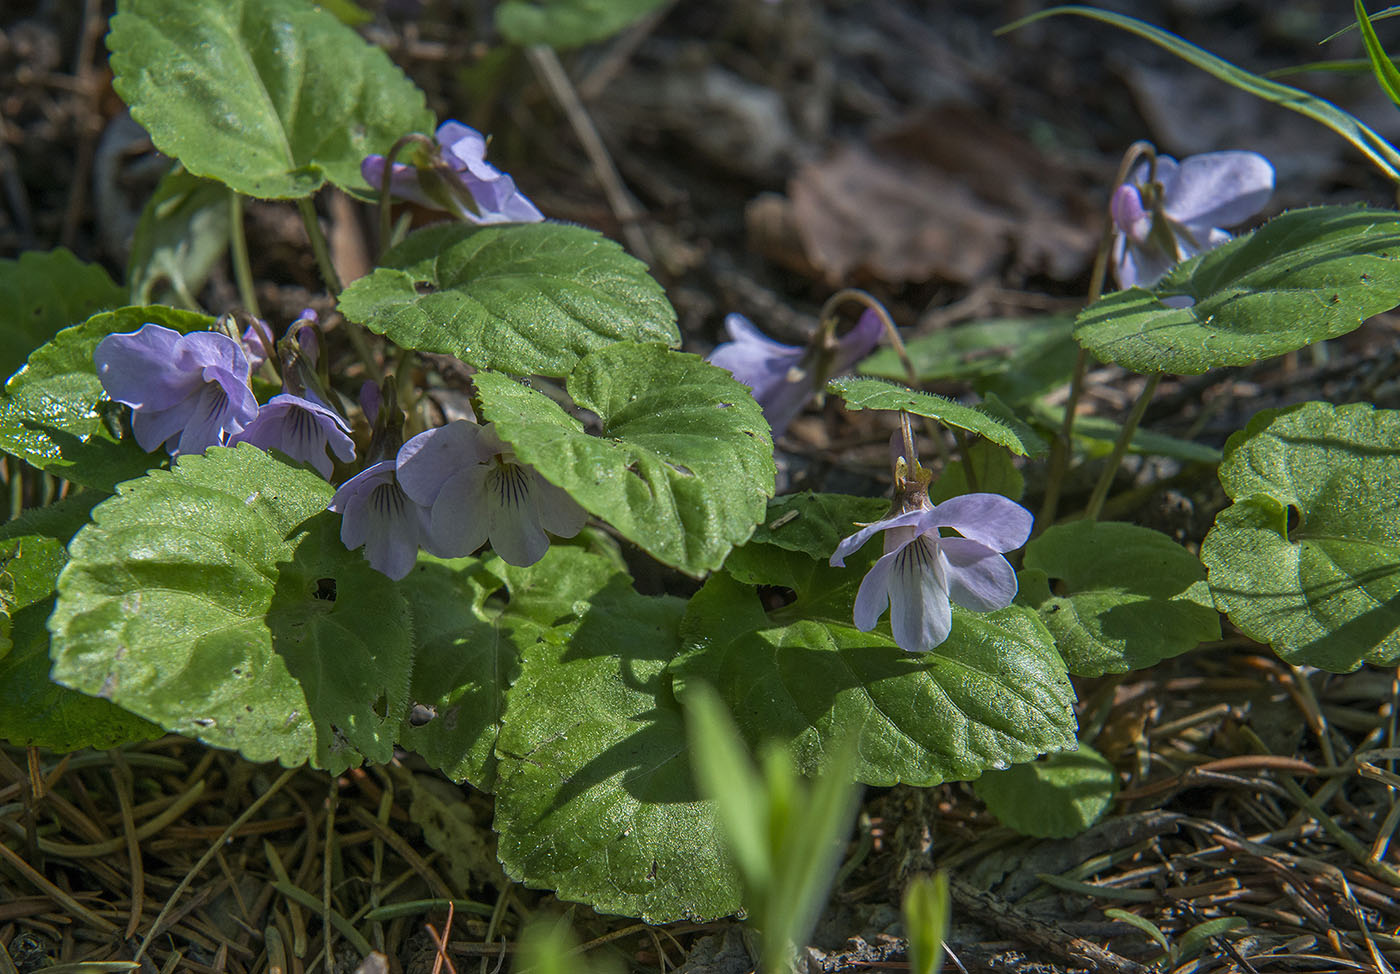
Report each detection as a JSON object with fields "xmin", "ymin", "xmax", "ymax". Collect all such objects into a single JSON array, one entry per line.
[
  {"xmin": 414, "ymin": 280, "xmax": 435, "ymax": 294},
  {"xmin": 371, "ymin": 693, "xmax": 388, "ymax": 719},
  {"xmin": 758, "ymin": 585, "xmax": 796, "ymax": 612},
  {"xmin": 1286, "ymin": 505, "xmax": 1301, "ymax": 539},
  {"xmin": 314, "ymin": 577, "xmax": 337, "ymax": 601},
  {"xmin": 666, "ymin": 461, "xmax": 694, "ymax": 477}
]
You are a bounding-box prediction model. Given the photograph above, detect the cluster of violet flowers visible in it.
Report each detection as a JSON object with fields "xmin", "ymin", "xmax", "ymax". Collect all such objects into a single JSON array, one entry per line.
[
  {"xmin": 94, "ymin": 118, "xmax": 1278, "ymax": 654},
  {"xmin": 94, "ymin": 311, "xmax": 353, "ymax": 477},
  {"xmin": 94, "ymin": 120, "xmax": 586, "ymax": 581},
  {"xmin": 702, "ymin": 146, "xmax": 1274, "ymax": 654}
]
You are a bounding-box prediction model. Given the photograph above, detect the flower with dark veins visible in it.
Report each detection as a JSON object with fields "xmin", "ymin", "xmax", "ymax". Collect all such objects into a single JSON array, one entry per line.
[
  {"xmin": 829, "ymin": 430, "xmax": 1032, "ymax": 652},
  {"xmin": 230, "ymin": 394, "xmax": 355, "ymax": 479},
  {"xmin": 1111, "ymin": 150, "xmax": 1274, "ymax": 290},
  {"xmin": 362, "ymin": 120, "xmax": 544, "ymax": 225},
  {"xmin": 709, "ymin": 309, "xmax": 882, "ymax": 438},
  {"xmin": 396, "ymin": 419, "xmax": 587, "ymax": 567},
  {"xmin": 94, "ymin": 323, "xmax": 257, "ymax": 456},
  {"xmin": 830, "ymin": 494, "xmax": 1032, "ymax": 652},
  {"xmin": 329, "ymin": 459, "xmax": 432, "ymax": 581}
]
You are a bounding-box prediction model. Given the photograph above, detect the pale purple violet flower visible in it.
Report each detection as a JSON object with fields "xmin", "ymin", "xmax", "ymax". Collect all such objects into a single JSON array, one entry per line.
[
  {"xmin": 229, "ymin": 394, "xmax": 355, "ymax": 479},
  {"xmin": 329, "ymin": 460, "xmax": 432, "ymax": 581},
  {"xmin": 708, "ymin": 309, "xmax": 882, "ymax": 438},
  {"xmin": 361, "ymin": 120, "xmax": 544, "ymax": 225},
  {"xmin": 94, "ymin": 323, "xmax": 257, "ymax": 456},
  {"xmin": 396, "ymin": 419, "xmax": 587, "ymax": 567},
  {"xmin": 830, "ymin": 494, "xmax": 1033, "ymax": 653},
  {"xmin": 1111, "ymin": 151, "xmax": 1274, "ymax": 290}
]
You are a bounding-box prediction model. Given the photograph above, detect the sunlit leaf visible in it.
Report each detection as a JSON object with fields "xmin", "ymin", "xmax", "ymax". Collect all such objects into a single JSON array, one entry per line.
[
  {"xmin": 108, "ymin": 0, "xmax": 433, "ymax": 198},
  {"xmin": 476, "ymin": 344, "xmax": 775, "ymax": 574},
  {"xmin": 828, "ymin": 376, "xmax": 1046, "ymax": 457},
  {"xmin": 1075, "ymin": 206, "xmax": 1400, "ymax": 375},
  {"xmin": 338, "ymin": 222, "xmax": 679, "ymax": 377},
  {"xmin": 50, "ymin": 445, "xmax": 413, "ymax": 771}
]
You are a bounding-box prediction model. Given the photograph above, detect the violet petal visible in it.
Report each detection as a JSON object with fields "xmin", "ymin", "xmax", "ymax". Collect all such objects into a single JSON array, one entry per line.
[{"xmin": 938, "ymin": 536, "xmax": 1018, "ymax": 611}]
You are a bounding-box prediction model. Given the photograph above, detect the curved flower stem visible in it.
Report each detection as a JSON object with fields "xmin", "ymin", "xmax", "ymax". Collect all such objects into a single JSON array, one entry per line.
[
  {"xmin": 1037, "ymin": 140, "xmax": 1156, "ymax": 533},
  {"xmin": 1082, "ymin": 373, "xmax": 1162, "ymax": 522},
  {"xmin": 377, "ymin": 133, "xmax": 433, "ymax": 258},
  {"xmin": 820, "ymin": 288, "xmax": 951, "ymax": 466},
  {"xmin": 229, "ymin": 193, "xmax": 261, "ymax": 319},
  {"xmin": 298, "ymin": 196, "xmax": 383, "ymax": 382},
  {"xmin": 297, "ymin": 197, "xmax": 343, "ymax": 297},
  {"xmin": 820, "ymin": 288, "xmax": 914, "ymax": 382}
]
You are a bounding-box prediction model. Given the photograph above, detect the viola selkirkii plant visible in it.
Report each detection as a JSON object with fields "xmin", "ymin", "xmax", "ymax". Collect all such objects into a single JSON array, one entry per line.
[{"xmin": 7, "ymin": 0, "xmax": 1400, "ymax": 951}]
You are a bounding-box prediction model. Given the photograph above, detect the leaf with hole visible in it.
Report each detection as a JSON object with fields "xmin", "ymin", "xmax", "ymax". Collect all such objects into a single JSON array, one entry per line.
[
  {"xmin": 1202, "ymin": 401, "xmax": 1400, "ymax": 671},
  {"xmin": 49, "ymin": 445, "xmax": 413, "ymax": 771}
]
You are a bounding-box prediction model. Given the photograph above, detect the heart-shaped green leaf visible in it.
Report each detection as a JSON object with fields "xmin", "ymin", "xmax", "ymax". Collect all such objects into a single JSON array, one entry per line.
[
  {"xmin": 49, "ymin": 445, "xmax": 413, "ymax": 771},
  {"xmin": 108, "ymin": 0, "xmax": 433, "ymax": 198},
  {"xmin": 672, "ymin": 564, "xmax": 1076, "ymax": 787},
  {"xmin": 1075, "ymin": 206, "xmax": 1400, "ymax": 375},
  {"xmin": 0, "ymin": 306, "xmax": 211, "ymax": 490},
  {"xmin": 475, "ymin": 344, "xmax": 775, "ymax": 574},
  {"xmin": 1202, "ymin": 401, "xmax": 1400, "ymax": 671},
  {"xmin": 973, "ymin": 744, "xmax": 1118, "ymax": 838},
  {"xmin": 493, "ymin": 548, "xmax": 739, "ymax": 922},
  {"xmin": 1017, "ymin": 521, "xmax": 1220, "ymax": 677},
  {"xmin": 828, "ymin": 376, "xmax": 1047, "ymax": 457},
  {"xmin": 338, "ymin": 222, "xmax": 679, "ymax": 377},
  {"xmin": 0, "ymin": 250, "xmax": 124, "ymax": 384},
  {"xmin": 0, "ymin": 495, "xmax": 162, "ymax": 751}
]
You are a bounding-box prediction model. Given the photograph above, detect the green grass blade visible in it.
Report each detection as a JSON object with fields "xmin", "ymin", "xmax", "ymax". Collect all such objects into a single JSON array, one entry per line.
[
  {"xmin": 1323, "ymin": 4, "xmax": 1400, "ymax": 43},
  {"xmin": 1267, "ymin": 57, "xmax": 1399, "ymax": 78},
  {"xmin": 999, "ymin": 5, "xmax": 1400, "ymax": 183},
  {"xmin": 1356, "ymin": 0, "xmax": 1400, "ymax": 108}
]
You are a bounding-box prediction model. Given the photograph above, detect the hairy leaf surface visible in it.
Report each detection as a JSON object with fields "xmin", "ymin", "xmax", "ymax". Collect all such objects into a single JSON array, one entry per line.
[
  {"xmin": 338, "ymin": 223, "xmax": 678, "ymax": 377},
  {"xmin": 50, "ymin": 446, "xmax": 412, "ymax": 771}
]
